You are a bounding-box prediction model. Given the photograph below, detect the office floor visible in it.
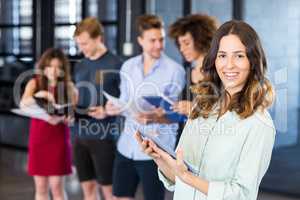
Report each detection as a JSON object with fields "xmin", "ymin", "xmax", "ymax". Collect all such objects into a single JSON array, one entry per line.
[{"xmin": 0, "ymin": 146, "xmax": 299, "ymax": 200}]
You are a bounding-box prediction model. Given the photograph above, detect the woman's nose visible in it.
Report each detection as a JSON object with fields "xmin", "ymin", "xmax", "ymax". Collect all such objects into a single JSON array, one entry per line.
[{"xmin": 225, "ymin": 57, "xmax": 235, "ymax": 69}]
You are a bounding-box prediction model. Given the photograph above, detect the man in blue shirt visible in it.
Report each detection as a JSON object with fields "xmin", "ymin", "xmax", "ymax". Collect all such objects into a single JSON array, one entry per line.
[{"xmin": 106, "ymin": 15, "xmax": 185, "ymax": 200}]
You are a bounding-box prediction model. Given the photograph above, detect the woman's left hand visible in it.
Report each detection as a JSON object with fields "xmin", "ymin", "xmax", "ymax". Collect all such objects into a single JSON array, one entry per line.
[
  {"xmin": 63, "ymin": 115, "xmax": 75, "ymax": 126},
  {"xmin": 173, "ymin": 148, "xmax": 190, "ymax": 182},
  {"xmin": 148, "ymin": 141, "xmax": 190, "ymax": 182},
  {"xmin": 149, "ymin": 139, "xmax": 209, "ymax": 194},
  {"xmin": 172, "ymin": 100, "xmax": 192, "ymax": 116}
]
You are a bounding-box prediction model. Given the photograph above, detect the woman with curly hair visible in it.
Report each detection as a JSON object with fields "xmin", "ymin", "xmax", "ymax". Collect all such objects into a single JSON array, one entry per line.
[{"xmin": 169, "ymin": 14, "xmax": 218, "ymax": 116}]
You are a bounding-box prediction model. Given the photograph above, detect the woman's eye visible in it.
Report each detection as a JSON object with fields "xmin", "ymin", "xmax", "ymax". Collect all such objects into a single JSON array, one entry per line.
[
  {"xmin": 218, "ymin": 54, "xmax": 226, "ymax": 58},
  {"xmin": 183, "ymin": 42, "xmax": 190, "ymax": 46},
  {"xmin": 236, "ymin": 54, "xmax": 245, "ymax": 58}
]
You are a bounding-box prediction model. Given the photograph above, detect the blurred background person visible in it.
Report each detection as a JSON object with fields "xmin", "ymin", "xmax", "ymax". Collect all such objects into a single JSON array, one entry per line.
[
  {"xmin": 106, "ymin": 14, "xmax": 185, "ymax": 200},
  {"xmin": 72, "ymin": 17, "xmax": 122, "ymax": 200},
  {"xmin": 169, "ymin": 14, "xmax": 218, "ymax": 116},
  {"xmin": 20, "ymin": 48, "xmax": 77, "ymax": 200}
]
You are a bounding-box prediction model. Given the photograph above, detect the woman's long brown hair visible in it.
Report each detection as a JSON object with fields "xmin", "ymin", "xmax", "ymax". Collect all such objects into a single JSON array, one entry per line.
[
  {"xmin": 190, "ymin": 20, "xmax": 274, "ymax": 119},
  {"xmin": 35, "ymin": 48, "xmax": 73, "ymax": 104}
]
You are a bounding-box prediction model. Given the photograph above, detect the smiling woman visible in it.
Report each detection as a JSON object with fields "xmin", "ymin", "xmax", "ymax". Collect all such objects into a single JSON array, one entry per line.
[
  {"xmin": 191, "ymin": 20, "xmax": 274, "ymax": 119},
  {"xmin": 19, "ymin": 48, "xmax": 78, "ymax": 200},
  {"xmin": 215, "ymin": 34, "xmax": 251, "ymax": 96},
  {"xmin": 136, "ymin": 20, "xmax": 276, "ymax": 200}
]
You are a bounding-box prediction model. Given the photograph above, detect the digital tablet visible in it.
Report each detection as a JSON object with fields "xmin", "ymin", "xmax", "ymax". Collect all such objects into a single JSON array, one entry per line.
[{"xmin": 139, "ymin": 131, "xmax": 198, "ymax": 174}]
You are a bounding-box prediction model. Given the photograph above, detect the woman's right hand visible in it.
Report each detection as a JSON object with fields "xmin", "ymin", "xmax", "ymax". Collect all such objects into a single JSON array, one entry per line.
[
  {"xmin": 135, "ymin": 131, "xmax": 176, "ymax": 182},
  {"xmin": 105, "ymin": 100, "xmax": 121, "ymax": 116},
  {"xmin": 134, "ymin": 132, "xmax": 172, "ymax": 168},
  {"xmin": 135, "ymin": 131, "xmax": 161, "ymax": 158},
  {"xmin": 48, "ymin": 115, "xmax": 64, "ymax": 125},
  {"xmin": 34, "ymin": 90, "xmax": 55, "ymax": 103}
]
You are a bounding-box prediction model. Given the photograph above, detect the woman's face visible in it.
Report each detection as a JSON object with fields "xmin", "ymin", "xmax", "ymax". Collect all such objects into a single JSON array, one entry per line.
[
  {"xmin": 215, "ymin": 34, "xmax": 250, "ymax": 95},
  {"xmin": 177, "ymin": 32, "xmax": 201, "ymax": 62},
  {"xmin": 44, "ymin": 58, "xmax": 63, "ymax": 83}
]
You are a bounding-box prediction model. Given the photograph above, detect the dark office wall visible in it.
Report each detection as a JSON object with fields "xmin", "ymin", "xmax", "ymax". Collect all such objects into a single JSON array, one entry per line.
[
  {"xmin": 145, "ymin": 0, "xmax": 183, "ymax": 63},
  {"xmin": 192, "ymin": 0, "xmax": 233, "ymax": 23}
]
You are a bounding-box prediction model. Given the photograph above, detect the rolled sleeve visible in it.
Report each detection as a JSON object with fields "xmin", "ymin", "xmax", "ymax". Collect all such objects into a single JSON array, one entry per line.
[
  {"xmin": 158, "ymin": 169, "xmax": 175, "ymax": 191},
  {"xmin": 119, "ymin": 62, "xmax": 130, "ymax": 102}
]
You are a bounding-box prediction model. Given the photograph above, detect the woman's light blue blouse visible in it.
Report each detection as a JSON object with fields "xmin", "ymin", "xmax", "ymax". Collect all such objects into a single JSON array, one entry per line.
[{"xmin": 159, "ymin": 109, "xmax": 276, "ymax": 200}]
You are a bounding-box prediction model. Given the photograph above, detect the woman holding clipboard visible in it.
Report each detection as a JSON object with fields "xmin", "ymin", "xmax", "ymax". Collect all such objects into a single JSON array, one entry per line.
[
  {"xmin": 20, "ymin": 48, "xmax": 77, "ymax": 200},
  {"xmin": 169, "ymin": 14, "xmax": 218, "ymax": 116}
]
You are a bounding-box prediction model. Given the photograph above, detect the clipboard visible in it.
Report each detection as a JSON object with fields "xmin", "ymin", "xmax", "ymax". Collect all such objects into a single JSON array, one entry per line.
[
  {"xmin": 33, "ymin": 96, "xmax": 73, "ymax": 116},
  {"xmin": 143, "ymin": 96, "xmax": 187, "ymax": 123}
]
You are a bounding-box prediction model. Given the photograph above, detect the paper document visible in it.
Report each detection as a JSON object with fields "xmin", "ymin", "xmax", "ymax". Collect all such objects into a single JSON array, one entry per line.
[
  {"xmin": 103, "ymin": 91, "xmax": 139, "ymax": 115},
  {"xmin": 33, "ymin": 96, "xmax": 72, "ymax": 116},
  {"xmin": 11, "ymin": 104, "xmax": 51, "ymax": 121}
]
